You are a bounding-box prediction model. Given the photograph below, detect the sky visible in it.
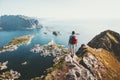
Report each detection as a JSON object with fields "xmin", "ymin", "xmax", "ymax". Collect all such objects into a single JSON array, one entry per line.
[{"xmin": 0, "ymin": 0, "xmax": 120, "ymax": 20}]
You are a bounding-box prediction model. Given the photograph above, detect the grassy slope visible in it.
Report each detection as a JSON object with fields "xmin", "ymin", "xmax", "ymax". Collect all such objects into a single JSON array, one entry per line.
[
  {"xmin": 7, "ymin": 35, "xmax": 31, "ymax": 46},
  {"xmin": 43, "ymin": 46, "xmax": 120, "ymax": 80},
  {"xmin": 85, "ymin": 46, "xmax": 120, "ymax": 80}
]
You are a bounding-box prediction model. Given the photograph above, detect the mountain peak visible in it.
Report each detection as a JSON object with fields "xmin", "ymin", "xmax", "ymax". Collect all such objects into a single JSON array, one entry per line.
[
  {"xmin": 31, "ymin": 30, "xmax": 120, "ymax": 80},
  {"xmin": 87, "ymin": 30, "xmax": 120, "ymax": 60}
]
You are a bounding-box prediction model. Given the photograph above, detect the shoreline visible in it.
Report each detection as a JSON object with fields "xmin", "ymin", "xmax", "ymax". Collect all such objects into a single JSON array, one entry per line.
[
  {"xmin": 0, "ymin": 35, "xmax": 34, "ymax": 53},
  {"xmin": 30, "ymin": 40, "xmax": 69, "ymax": 57}
]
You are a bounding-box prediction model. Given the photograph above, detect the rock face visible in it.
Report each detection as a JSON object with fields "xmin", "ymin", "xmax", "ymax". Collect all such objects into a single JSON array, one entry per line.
[
  {"xmin": 39, "ymin": 30, "xmax": 120, "ymax": 80},
  {"xmin": 0, "ymin": 15, "xmax": 42, "ymax": 30}
]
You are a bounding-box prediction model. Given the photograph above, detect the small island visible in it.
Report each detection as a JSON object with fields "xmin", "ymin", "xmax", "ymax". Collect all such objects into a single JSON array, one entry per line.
[
  {"xmin": 53, "ymin": 31, "xmax": 61, "ymax": 36},
  {"xmin": 0, "ymin": 35, "xmax": 34, "ymax": 53},
  {"xmin": 0, "ymin": 69, "xmax": 21, "ymax": 80},
  {"xmin": 0, "ymin": 61, "xmax": 21, "ymax": 80}
]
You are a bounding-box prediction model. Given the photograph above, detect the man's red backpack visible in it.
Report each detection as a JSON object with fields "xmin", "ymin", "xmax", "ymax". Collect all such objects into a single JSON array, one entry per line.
[{"xmin": 69, "ymin": 36, "xmax": 77, "ymax": 44}]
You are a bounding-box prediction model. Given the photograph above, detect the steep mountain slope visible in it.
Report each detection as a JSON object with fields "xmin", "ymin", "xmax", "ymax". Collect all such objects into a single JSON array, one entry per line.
[
  {"xmin": 32, "ymin": 30, "xmax": 120, "ymax": 80},
  {"xmin": 40, "ymin": 45, "xmax": 120, "ymax": 80},
  {"xmin": 88, "ymin": 30, "xmax": 120, "ymax": 60}
]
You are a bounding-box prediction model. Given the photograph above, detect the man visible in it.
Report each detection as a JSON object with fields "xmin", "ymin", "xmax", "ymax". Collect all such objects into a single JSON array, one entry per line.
[{"xmin": 68, "ymin": 31, "xmax": 78, "ymax": 57}]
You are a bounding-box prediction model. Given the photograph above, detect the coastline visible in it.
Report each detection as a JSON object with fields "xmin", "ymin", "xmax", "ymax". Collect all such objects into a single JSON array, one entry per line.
[
  {"xmin": 0, "ymin": 35, "xmax": 34, "ymax": 53},
  {"xmin": 30, "ymin": 40, "xmax": 69, "ymax": 57}
]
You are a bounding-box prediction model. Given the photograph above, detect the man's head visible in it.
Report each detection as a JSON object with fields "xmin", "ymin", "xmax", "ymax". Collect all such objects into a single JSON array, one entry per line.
[{"xmin": 72, "ymin": 31, "xmax": 75, "ymax": 35}]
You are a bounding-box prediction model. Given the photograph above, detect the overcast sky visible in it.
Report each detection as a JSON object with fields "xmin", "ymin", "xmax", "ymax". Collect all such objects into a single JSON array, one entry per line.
[{"xmin": 0, "ymin": 0, "xmax": 120, "ymax": 20}]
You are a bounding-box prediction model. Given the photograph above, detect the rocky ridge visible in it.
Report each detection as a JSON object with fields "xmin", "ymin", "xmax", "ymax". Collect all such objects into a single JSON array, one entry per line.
[
  {"xmin": 88, "ymin": 30, "xmax": 120, "ymax": 60},
  {"xmin": 36, "ymin": 30, "xmax": 120, "ymax": 80}
]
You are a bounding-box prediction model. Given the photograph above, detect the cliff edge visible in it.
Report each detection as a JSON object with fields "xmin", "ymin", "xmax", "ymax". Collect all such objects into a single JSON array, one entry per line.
[{"xmin": 32, "ymin": 30, "xmax": 120, "ymax": 80}]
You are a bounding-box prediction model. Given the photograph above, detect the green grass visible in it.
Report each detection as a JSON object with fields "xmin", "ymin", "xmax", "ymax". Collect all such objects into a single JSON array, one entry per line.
[{"xmin": 7, "ymin": 36, "xmax": 30, "ymax": 46}]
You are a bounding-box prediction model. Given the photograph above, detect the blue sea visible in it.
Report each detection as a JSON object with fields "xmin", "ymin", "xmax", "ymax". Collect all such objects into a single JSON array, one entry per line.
[{"xmin": 0, "ymin": 19, "xmax": 120, "ymax": 79}]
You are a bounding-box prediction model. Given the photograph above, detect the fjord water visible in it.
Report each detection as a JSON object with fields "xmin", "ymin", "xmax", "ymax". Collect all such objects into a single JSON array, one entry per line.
[{"xmin": 0, "ymin": 19, "xmax": 120, "ymax": 79}]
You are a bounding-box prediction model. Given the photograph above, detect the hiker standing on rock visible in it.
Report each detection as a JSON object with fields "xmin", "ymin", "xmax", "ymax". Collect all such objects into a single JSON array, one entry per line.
[{"xmin": 68, "ymin": 31, "xmax": 78, "ymax": 56}]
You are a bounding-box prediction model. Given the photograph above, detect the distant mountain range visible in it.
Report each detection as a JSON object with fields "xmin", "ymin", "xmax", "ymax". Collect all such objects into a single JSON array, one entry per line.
[
  {"xmin": 0, "ymin": 15, "xmax": 43, "ymax": 30},
  {"xmin": 37, "ymin": 30, "xmax": 120, "ymax": 80}
]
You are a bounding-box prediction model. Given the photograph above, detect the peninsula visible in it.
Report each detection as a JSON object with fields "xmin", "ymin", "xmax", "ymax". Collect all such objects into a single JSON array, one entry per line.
[{"xmin": 0, "ymin": 35, "xmax": 34, "ymax": 53}]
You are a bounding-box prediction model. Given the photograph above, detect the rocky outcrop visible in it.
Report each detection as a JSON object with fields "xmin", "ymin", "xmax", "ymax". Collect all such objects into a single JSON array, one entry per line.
[
  {"xmin": 37, "ymin": 30, "xmax": 120, "ymax": 80},
  {"xmin": 0, "ymin": 15, "xmax": 42, "ymax": 30},
  {"xmin": 53, "ymin": 31, "xmax": 61, "ymax": 36},
  {"xmin": 0, "ymin": 61, "xmax": 8, "ymax": 70},
  {"xmin": 30, "ymin": 40, "xmax": 69, "ymax": 57},
  {"xmin": 0, "ymin": 70, "xmax": 21, "ymax": 80},
  {"xmin": 0, "ymin": 61, "xmax": 21, "ymax": 80},
  {"xmin": 40, "ymin": 44, "xmax": 120, "ymax": 80}
]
